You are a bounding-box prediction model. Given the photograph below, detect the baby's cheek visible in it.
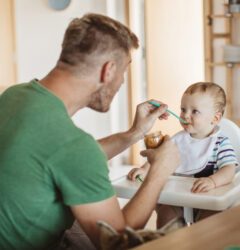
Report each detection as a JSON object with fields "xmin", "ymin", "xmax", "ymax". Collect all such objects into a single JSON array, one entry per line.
[{"xmin": 179, "ymin": 121, "xmax": 185, "ymax": 129}]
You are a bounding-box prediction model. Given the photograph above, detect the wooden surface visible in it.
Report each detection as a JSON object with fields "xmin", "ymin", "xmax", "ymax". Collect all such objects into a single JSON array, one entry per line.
[
  {"xmin": 225, "ymin": 12, "xmax": 233, "ymax": 119},
  {"xmin": 132, "ymin": 205, "xmax": 240, "ymax": 250},
  {"xmin": 203, "ymin": 0, "xmax": 240, "ymax": 127},
  {"xmin": 203, "ymin": 0, "xmax": 213, "ymax": 82},
  {"xmin": 0, "ymin": 0, "xmax": 17, "ymax": 87},
  {"xmin": 125, "ymin": 0, "xmax": 142, "ymax": 166}
]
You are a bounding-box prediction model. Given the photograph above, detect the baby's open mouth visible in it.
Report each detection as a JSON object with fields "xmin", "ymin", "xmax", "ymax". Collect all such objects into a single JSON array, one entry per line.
[{"xmin": 182, "ymin": 121, "xmax": 192, "ymax": 125}]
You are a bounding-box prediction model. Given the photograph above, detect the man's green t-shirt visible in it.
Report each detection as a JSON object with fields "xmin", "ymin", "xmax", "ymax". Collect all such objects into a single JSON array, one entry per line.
[{"xmin": 0, "ymin": 79, "xmax": 115, "ymax": 249}]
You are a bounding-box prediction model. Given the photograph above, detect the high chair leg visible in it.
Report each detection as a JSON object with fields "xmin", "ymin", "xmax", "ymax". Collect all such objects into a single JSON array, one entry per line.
[{"xmin": 183, "ymin": 207, "xmax": 194, "ymax": 225}]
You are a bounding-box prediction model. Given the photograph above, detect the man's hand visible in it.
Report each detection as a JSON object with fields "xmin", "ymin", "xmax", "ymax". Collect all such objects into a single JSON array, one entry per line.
[
  {"xmin": 130, "ymin": 100, "xmax": 170, "ymax": 140},
  {"xmin": 98, "ymin": 100, "xmax": 169, "ymax": 160},
  {"xmin": 191, "ymin": 177, "xmax": 215, "ymax": 193},
  {"xmin": 140, "ymin": 135, "xmax": 180, "ymax": 177}
]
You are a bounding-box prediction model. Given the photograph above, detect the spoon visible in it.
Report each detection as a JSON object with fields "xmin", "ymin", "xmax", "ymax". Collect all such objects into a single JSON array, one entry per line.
[{"xmin": 149, "ymin": 101, "xmax": 188, "ymax": 124}]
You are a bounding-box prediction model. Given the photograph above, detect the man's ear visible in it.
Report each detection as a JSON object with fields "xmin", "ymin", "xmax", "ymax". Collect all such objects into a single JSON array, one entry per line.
[
  {"xmin": 212, "ymin": 112, "xmax": 222, "ymax": 125},
  {"xmin": 100, "ymin": 61, "xmax": 116, "ymax": 83}
]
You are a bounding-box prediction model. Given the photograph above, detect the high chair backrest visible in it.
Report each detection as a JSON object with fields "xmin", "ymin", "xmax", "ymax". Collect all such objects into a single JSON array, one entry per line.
[{"xmin": 219, "ymin": 118, "xmax": 240, "ymax": 166}]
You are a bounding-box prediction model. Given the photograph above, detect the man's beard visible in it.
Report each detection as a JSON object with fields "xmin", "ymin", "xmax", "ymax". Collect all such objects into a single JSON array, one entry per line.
[{"xmin": 87, "ymin": 85, "xmax": 113, "ymax": 112}]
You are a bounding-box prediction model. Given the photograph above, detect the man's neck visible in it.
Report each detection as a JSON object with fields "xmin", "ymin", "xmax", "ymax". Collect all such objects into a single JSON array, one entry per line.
[{"xmin": 39, "ymin": 68, "xmax": 98, "ymax": 116}]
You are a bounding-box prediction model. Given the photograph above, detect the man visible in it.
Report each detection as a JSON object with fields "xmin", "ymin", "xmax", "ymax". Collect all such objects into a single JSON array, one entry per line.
[{"xmin": 0, "ymin": 13, "xmax": 180, "ymax": 249}]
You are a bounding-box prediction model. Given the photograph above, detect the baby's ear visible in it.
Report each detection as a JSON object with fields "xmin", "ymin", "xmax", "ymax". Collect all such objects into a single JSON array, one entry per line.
[{"xmin": 212, "ymin": 112, "xmax": 222, "ymax": 125}]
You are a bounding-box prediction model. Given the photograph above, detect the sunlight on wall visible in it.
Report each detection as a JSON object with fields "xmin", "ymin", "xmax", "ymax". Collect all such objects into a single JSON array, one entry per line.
[{"xmin": 145, "ymin": 0, "xmax": 205, "ymax": 136}]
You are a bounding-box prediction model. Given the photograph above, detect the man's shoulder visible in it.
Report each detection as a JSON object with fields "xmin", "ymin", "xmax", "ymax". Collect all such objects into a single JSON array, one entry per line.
[
  {"xmin": 1, "ymin": 82, "xmax": 30, "ymax": 96},
  {"xmin": 70, "ymin": 131, "xmax": 100, "ymax": 152},
  {"xmin": 49, "ymin": 129, "xmax": 101, "ymax": 158},
  {"xmin": 69, "ymin": 129, "xmax": 96, "ymax": 146},
  {"xmin": 0, "ymin": 80, "xmax": 48, "ymax": 106}
]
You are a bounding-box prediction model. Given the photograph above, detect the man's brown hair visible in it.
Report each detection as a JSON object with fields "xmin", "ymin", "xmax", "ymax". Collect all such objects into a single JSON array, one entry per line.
[
  {"xmin": 184, "ymin": 82, "xmax": 226, "ymax": 115},
  {"xmin": 58, "ymin": 13, "xmax": 139, "ymax": 71}
]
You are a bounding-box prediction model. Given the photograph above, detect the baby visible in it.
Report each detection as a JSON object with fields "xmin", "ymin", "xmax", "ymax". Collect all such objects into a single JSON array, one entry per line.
[{"xmin": 128, "ymin": 82, "xmax": 239, "ymax": 227}]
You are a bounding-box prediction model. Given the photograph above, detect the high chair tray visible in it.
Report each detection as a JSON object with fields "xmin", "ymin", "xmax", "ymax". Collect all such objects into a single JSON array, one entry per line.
[{"xmin": 112, "ymin": 172, "xmax": 240, "ymax": 210}]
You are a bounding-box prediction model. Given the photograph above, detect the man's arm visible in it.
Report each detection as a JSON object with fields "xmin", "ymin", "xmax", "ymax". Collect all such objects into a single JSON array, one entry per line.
[
  {"xmin": 71, "ymin": 136, "xmax": 180, "ymax": 247},
  {"xmin": 97, "ymin": 129, "xmax": 141, "ymax": 160},
  {"xmin": 98, "ymin": 100, "xmax": 169, "ymax": 160},
  {"xmin": 71, "ymin": 178, "xmax": 166, "ymax": 248},
  {"xmin": 71, "ymin": 168, "xmax": 170, "ymax": 248},
  {"xmin": 71, "ymin": 196, "xmax": 125, "ymax": 249}
]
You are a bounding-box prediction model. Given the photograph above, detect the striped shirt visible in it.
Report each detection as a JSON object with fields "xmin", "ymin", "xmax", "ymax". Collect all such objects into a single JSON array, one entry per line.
[{"xmin": 194, "ymin": 136, "xmax": 239, "ymax": 178}]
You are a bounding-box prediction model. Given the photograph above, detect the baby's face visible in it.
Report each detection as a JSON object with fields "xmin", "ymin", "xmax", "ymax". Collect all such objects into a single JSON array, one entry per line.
[{"xmin": 180, "ymin": 92, "xmax": 220, "ymax": 139}]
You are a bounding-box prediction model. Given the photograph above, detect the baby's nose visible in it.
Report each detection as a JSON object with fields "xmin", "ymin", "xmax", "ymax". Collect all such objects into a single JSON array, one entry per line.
[{"xmin": 182, "ymin": 112, "xmax": 191, "ymax": 120}]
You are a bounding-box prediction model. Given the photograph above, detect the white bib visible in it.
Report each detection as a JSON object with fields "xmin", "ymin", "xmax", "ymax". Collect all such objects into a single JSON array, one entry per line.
[{"xmin": 171, "ymin": 126, "xmax": 221, "ymax": 175}]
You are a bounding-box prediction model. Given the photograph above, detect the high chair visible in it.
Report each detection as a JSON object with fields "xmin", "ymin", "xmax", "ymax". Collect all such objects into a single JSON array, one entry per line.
[
  {"xmin": 183, "ymin": 118, "xmax": 240, "ymax": 224},
  {"xmin": 111, "ymin": 118, "xmax": 240, "ymax": 225}
]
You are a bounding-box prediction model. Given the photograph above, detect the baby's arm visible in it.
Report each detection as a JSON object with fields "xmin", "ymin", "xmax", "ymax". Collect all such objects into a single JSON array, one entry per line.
[
  {"xmin": 191, "ymin": 164, "xmax": 235, "ymax": 193},
  {"xmin": 127, "ymin": 162, "xmax": 150, "ymax": 182}
]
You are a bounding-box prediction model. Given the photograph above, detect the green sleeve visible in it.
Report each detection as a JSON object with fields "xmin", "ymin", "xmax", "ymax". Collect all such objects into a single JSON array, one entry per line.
[{"xmin": 47, "ymin": 135, "xmax": 115, "ymax": 206}]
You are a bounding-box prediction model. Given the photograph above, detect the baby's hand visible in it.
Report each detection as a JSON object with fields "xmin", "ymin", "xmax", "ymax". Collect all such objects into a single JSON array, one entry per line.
[
  {"xmin": 127, "ymin": 167, "xmax": 147, "ymax": 182},
  {"xmin": 191, "ymin": 177, "xmax": 215, "ymax": 193}
]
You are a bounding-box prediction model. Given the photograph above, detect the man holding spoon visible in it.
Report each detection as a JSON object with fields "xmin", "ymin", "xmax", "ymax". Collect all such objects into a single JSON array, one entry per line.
[{"xmin": 0, "ymin": 13, "xmax": 179, "ymax": 249}]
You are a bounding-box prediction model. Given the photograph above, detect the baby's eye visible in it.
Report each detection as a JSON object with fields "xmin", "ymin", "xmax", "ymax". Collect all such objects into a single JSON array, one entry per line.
[
  {"xmin": 192, "ymin": 109, "xmax": 199, "ymax": 114},
  {"xmin": 181, "ymin": 108, "xmax": 186, "ymax": 113}
]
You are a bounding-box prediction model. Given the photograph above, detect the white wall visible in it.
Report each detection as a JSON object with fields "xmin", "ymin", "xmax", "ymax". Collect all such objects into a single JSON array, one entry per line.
[
  {"xmin": 14, "ymin": 0, "xmax": 130, "ymax": 165},
  {"xmin": 14, "ymin": 0, "xmax": 106, "ymax": 82}
]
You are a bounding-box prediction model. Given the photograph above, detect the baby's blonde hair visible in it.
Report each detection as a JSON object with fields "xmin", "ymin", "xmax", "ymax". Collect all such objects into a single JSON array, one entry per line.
[{"xmin": 184, "ymin": 82, "xmax": 226, "ymax": 115}]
